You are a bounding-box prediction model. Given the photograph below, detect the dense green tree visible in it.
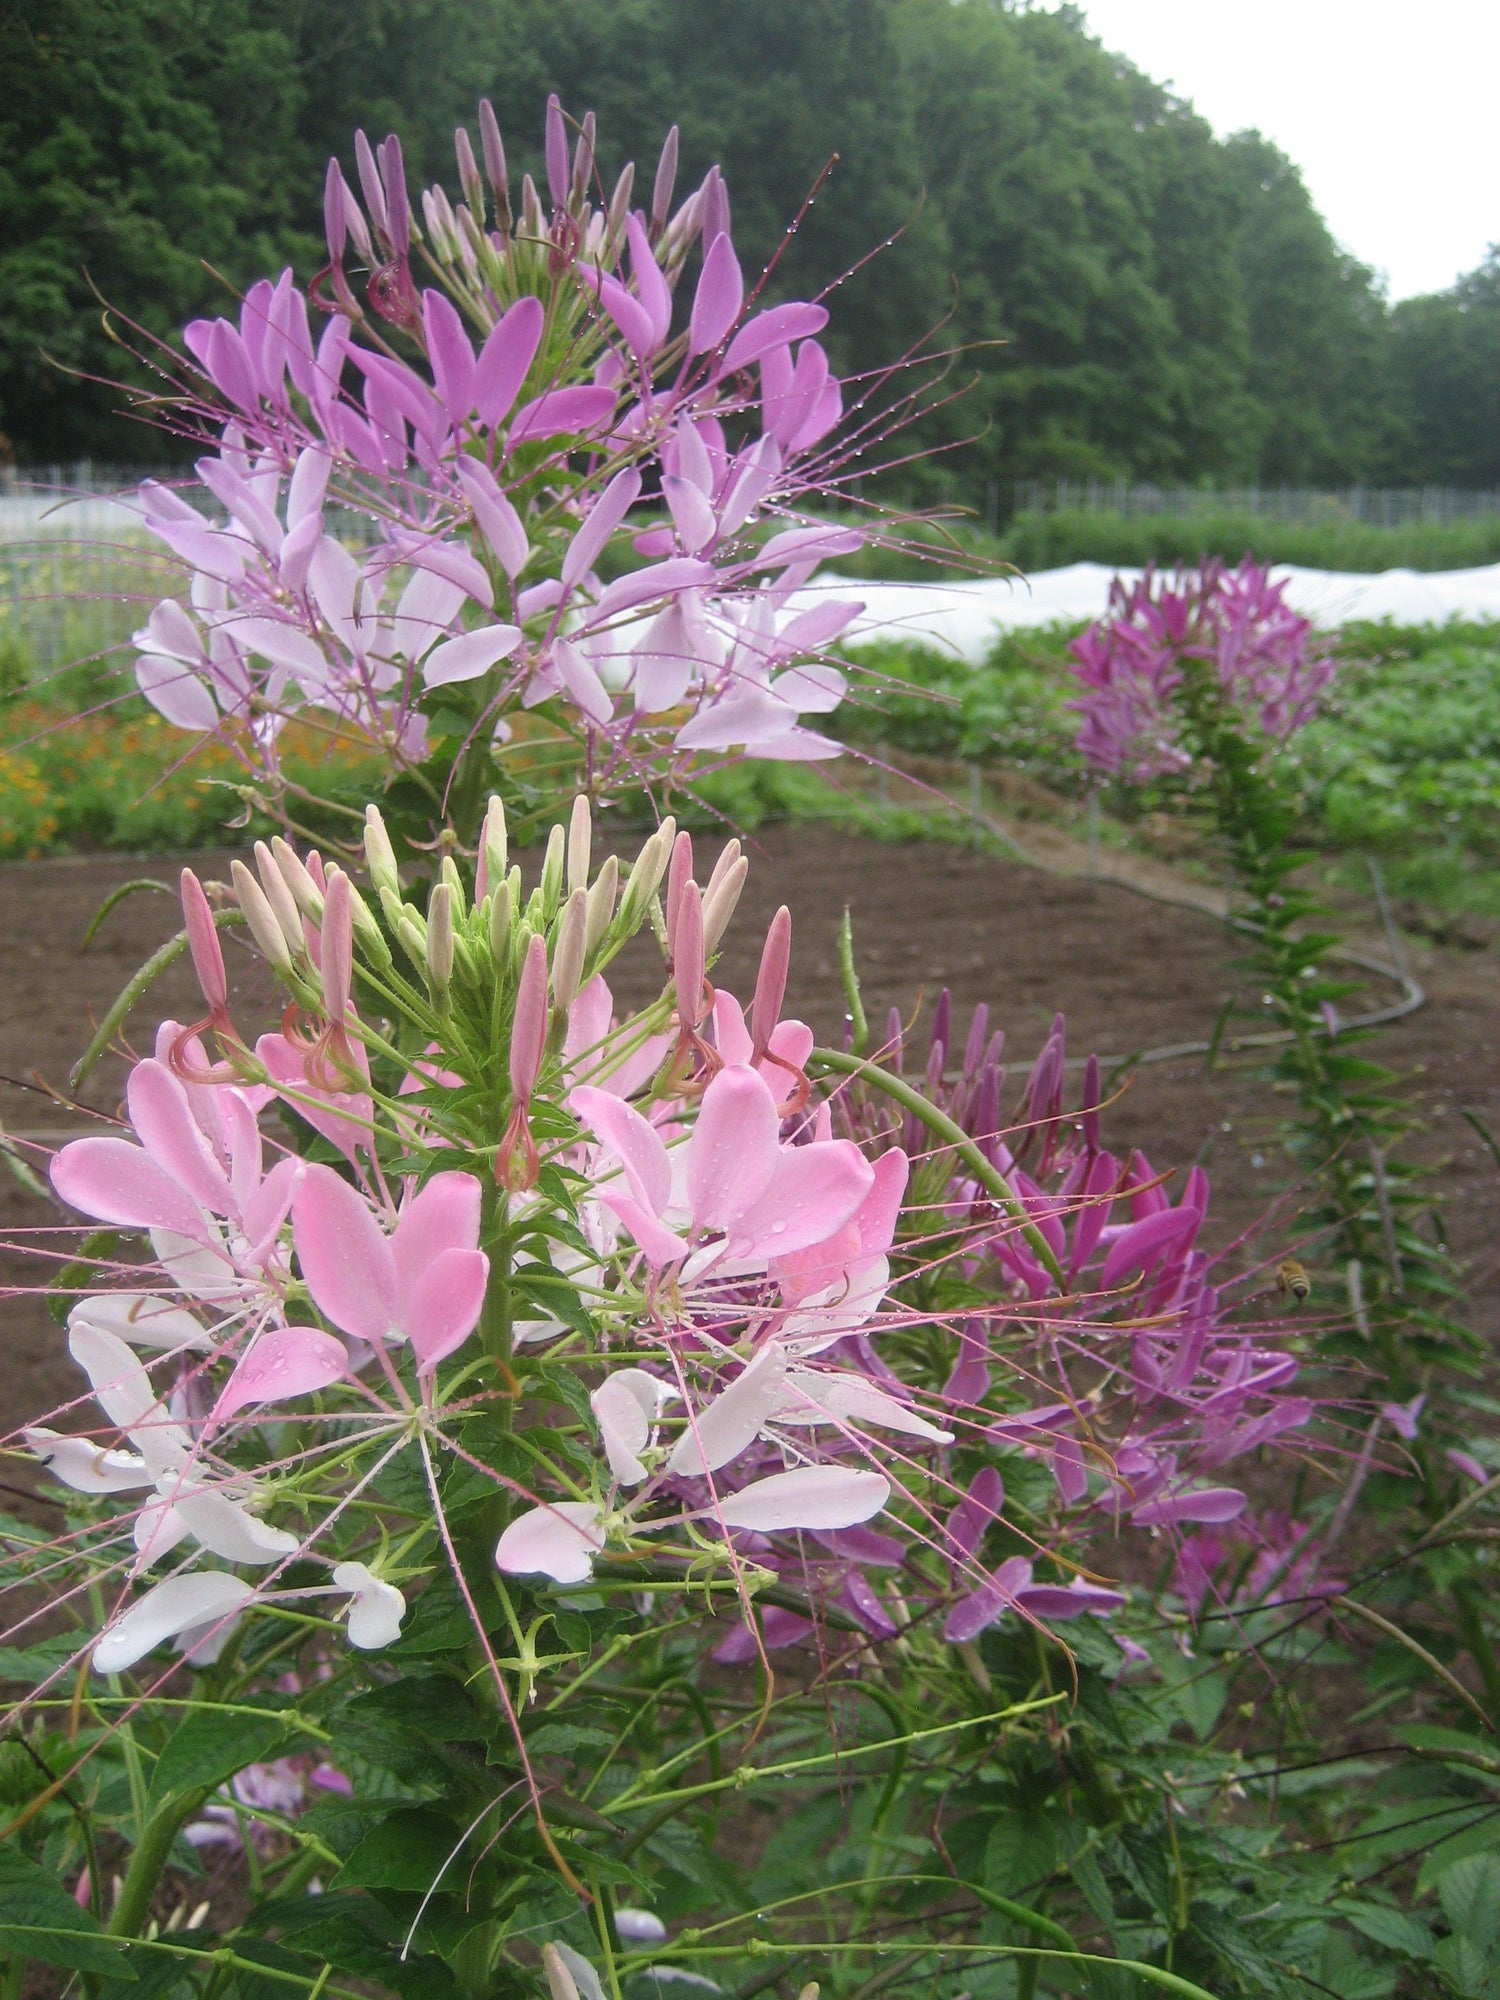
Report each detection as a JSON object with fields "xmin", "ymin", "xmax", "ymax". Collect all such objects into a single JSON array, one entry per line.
[
  {"xmin": 1, "ymin": 0, "xmax": 1480, "ymax": 492},
  {"xmin": 0, "ymin": 0, "xmax": 313, "ymax": 462},
  {"xmin": 1389, "ymin": 251, "xmax": 1500, "ymax": 486}
]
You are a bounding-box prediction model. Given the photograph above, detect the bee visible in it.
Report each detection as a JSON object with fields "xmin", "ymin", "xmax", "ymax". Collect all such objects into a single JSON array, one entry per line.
[{"xmin": 1276, "ymin": 1258, "xmax": 1311, "ymax": 1304}]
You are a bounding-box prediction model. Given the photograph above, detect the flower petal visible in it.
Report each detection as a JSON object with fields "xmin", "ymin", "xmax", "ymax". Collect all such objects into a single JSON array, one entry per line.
[
  {"xmin": 94, "ymin": 1573, "xmax": 255, "ymax": 1675},
  {"xmin": 669, "ymin": 1342, "xmax": 788, "ymax": 1477},
  {"xmin": 211, "ymin": 1328, "xmax": 348, "ymax": 1423},
  {"xmin": 714, "ymin": 1465, "xmax": 889, "ymax": 1533},
  {"xmin": 292, "ymin": 1164, "xmax": 397, "ymax": 1344},
  {"xmin": 495, "ymin": 1502, "xmax": 606, "ymax": 1584}
]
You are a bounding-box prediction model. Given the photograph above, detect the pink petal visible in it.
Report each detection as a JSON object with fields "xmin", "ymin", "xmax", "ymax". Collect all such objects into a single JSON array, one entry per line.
[
  {"xmin": 1099, "ymin": 1208, "xmax": 1201, "ymax": 1291},
  {"xmin": 292, "ymin": 1164, "xmax": 397, "ymax": 1344},
  {"xmin": 1132, "ymin": 1487, "xmax": 1247, "ymax": 1528},
  {"xmin": 51, "ymin": 1136, "xmax": 208, "ymax": 1239},
  {"xmin": 127, "ymin": 1060, "xmax": 235, "ymax": 1216},
  {"xmin": 256, "ymin": 1034, "xmax": 373, "ymax": 1164},
  {"xmin": 473, "ymin": 296, "xmax": 545, "ymax": 426},
  {"xmin": 781, "ymin": 1369, "xmax": 953, "ymax": 1445},
  {"xmin": 457, "ymin": 458, "xmax": 530, "ymax": 576},
  {"xmin": 943, "ymin": 1556, "xmax": 1035, "ymax": 1644},
  {"xmin": 390, "ymin": 1172, "xmax": 483, "ymax": 1295},
  {"xmin": 686, "ymin": 1066, "xmax": 780, "ymax": 1233},
  {"xmin": 422, "ymin": 624, "xmax": 522, "ymax": 687},
  {"xmin": 402, "ymin": 1246, "xmax": 489, "ymax": 1373},
  {"xmin": 728, "ymin": 1140, "xmax": 873, "ymax": 1260},
  {"xmin": 722, "ymin": 302, "xmax": 829, "ymax": 374},
  {"xmin": 625, "ymin": 215, "xmax": 673, "ymax": 346},
  {"xmin": 135, "ymin": 654, "xmax": 219, "ymax": 731},
  {"xmin": 669, "ymin": 1342, "xmax": 788, "ymax": 1476},
  {"xmin": 562, "ymin": 468, "xmax": 643, "ymax": 589},
  {"xmin": 211, "ymin": 1328, "xmax": 348, "ymax": 1423},
  {"xmin": 570, "ymin": 1086, "xmax": 671, "ymax": 1214},
  {"xmin": 509, "ymin": 385, "xmax": 616, "ymax": 444},
  {"xmin": 421, "ymin": 289, "xmax": 476, "ymax": 417},
  {"xmin": 715, "ymin": 1465, "xmax": 889, "ymax": 1533},
  {"xmin": 597, "ymin": 1191, "xmax": 688, "ymax": 1270},
  {"xmin": 494, "ymin": 1501, "xmax": 605, "ymax": 1583},
  {"xmin": 591, "ymin": 1369, "xmax": 661, "ymax": 1486},
  {"xmin": 688, "ymin": 232, "xmax": 743, "ymax": 356}
]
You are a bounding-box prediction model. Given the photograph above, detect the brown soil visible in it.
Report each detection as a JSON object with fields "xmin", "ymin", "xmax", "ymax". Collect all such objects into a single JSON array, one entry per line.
[{"xmin": 2, "ymin": 830, "xmax": 1497, "ymax": 1427}]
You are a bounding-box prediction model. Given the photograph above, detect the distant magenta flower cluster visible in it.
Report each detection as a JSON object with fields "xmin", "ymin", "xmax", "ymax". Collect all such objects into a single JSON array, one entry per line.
[
  {"xmin": 1067, "ymin": 558, "xmax": 1337, "ymax": 781},
  {"xmin": 127, "ymin": 96, "xmax": 868, "ymax": 814},
  {"xmin": 16, "ymin": 796, "xmax": 1309, "ymax": 1688}
]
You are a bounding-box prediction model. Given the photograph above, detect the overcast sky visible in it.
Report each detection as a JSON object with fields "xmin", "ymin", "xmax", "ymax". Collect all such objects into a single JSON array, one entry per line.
[{"xmin": 1069, "ymin": 1, "xmax": 1500, "ymax": 301}]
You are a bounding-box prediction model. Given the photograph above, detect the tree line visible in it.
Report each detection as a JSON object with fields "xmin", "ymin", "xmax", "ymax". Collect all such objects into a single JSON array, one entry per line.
[{"xmin": 1, "ymin": 0, "xmax": 1495, "ymax": 492}]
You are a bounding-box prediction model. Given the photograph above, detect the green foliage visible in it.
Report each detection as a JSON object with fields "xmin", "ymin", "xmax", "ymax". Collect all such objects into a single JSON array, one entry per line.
[{"xmin": 1000, "ymin": 507, "xmax": 1500, "ymax": 574}]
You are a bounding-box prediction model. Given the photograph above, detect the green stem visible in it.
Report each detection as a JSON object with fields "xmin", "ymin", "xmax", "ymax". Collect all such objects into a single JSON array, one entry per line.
[
  {"xmin": 809, "ymin": 1046, "xmax": 1067, "ymax": 1289},
  {"xmin": 105, "ymin": 1790, "xmax": 208, "ymax": 1939}
]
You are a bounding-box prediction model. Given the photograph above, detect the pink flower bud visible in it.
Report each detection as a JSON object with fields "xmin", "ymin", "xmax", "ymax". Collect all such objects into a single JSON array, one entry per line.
[
  {"xmin": 664, "ymin": 830, "xmax": 694, "ymax": 953},
  {"xmin": 510, "ymin": 932, "xmax": 549, "ymax": 1104},
  {"xmin": 180, "ymin": 869, "xmax": 228, "ymax": 1015},
  {"xmin": 544, "ymin": 95, "xmax": 569, "ymax": 209},
  {"xmin": 321, "ymin": 869, "xmax": 353, "ymax": 1025},
  {"xmin": 651, "ymin": 125, "xmax": 680, "ymax": 236},
  {"xmin": 751, "ymin": 906, "xmax": 792, "ymax": 1058},
  {"xmin": 673, "ymin": 881, "xmax": 705, "ymax": 1031}
]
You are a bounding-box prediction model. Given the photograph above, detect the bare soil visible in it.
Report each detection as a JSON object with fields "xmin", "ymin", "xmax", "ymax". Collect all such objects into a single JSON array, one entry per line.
[{"xmin": 2, "ymin": 829, "xmax": 1497, "ymax": 1427}]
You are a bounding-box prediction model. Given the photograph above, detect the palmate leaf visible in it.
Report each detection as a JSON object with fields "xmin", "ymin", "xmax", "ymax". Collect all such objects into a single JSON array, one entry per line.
[
  {"xmin": 0, "ymin": 1845, "xmax": 131, "ymax": 1976},
  {"xmin": 147, "ymin": 1702, "xmax": 312, "ymax": 1812}
]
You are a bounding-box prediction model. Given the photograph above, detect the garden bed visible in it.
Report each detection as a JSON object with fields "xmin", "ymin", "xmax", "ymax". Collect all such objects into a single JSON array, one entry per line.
[{"xmin": 4, "ymin": 827, "xmax": 1497, "ymax": 1418}]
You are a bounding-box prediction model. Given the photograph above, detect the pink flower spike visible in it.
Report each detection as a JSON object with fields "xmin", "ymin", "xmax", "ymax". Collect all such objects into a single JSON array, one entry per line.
[
  {"xmin": 714, "ymin": 1465, "xmax": 889, "ymax": 1533},
  {"xmin": 180, "ymin": 869, "xmax": 228, "ymax": 1016},
  {"xmin": 688, "ymin": 231, "xmax": 744, "ymax": 357},
  {"xmin": 750, "ymin": 906, "xmax": 792, "ymax": 1058},
  {"xmin": 211, "ymin": 1328, "xmax": 349, "ymax": 1426}
]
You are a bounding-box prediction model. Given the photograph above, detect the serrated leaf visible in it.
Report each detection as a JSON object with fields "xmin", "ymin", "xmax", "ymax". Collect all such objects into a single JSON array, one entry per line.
[
  {"xmin": 1435, "ymin": 1931, "xmax": 1492, "ymax": 1998},
  {"xmin": 147, "ymin": 1703, "xmax": 306, "ymax": 1811},
  {"xmin": 1338, "ymin": 1901, "xmax": 1435, "ymax": 1959},
  {"xmin": 1441, "ymin": 1852, "xmax": 1500, "ymax": 1953},
  {"xmin": 0, "ymin": 1846, "xmax": 131, "ymax": 1976},
  {"xmin": 249, "ymin": 1894, "xmax": 457, "ymax": 2000},
  {"xmin": 345, "ymin": 1676, "xmax": 486, "ymax": 1744}
]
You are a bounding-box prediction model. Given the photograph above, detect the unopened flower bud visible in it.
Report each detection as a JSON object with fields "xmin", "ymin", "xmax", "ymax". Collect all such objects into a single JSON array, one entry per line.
[
  {"xmin": 440, "ymin": 853, "xmax": 467, "ymax": 921},
  {"xmin": 566, "ymin": 793, "xmax": 592, "ymax": 895},
  {"xmin": 510, "ymin": 932, "xmax": 549, "ymax": 1104},
  {"xmin": 673, "ymin": 881, "xmax": 705, "ymax": 1029},
  {"xmin": 664, "ymin": 830, "xmax": 694, "ymax": 948},
  {"xmin": 751, "ymin": 906, "xmax": 792, "ymax": 1056},
  {"xmin": 478, "ymin": 794, "xmax": 508, "ymax": 900},
  {"xmin": 651, "ymin": 125, "xmax": 680, "ymax": 239},
  {"xmin": 252, "ymin": 841, "xmax": 307, "ymax": 959},
  {"xmin": 617, "ymin": 818, "xmax": 675, "ymax": 935},
  {"xmin": 271, "ymin": 837, "xmax": 324, "ymax": 924},
  {"xmin": 540, "ymin": 823, "xmax": 566, "ymax": 917},
  {"xmin": 321, "ymin": 870, "xmax": 354, "ymax": 1023},
  {"xmin": 486, "ymin": 879, "xmax": 513, "ymax": 962},
  {"xmin": 454, "ymin": 124, "xmax": 484, "ymax": 220},
  {"xmin": 541, "ymin": 1944, "xmax": 581, "ymax": 2000},
  {"xmin": 180, "ymin": 869, "xmax": 228, "ymax": 1016},
  {"xmin": 550, "ymin": 888, "xmax": 588, "ymax": 1015},
  {"xmin": 362, "ymin": 807, "xmax": 400, "ymax": 899},
  {"xmin": 230, "ymin": 861, "xmax": 293, "ymax": 977},
  {"xmin": 391, "ymin": 902, "xmax": 426, "ymax": 971},
  {"xmin": 585, "ymin": 853, "xmax": 618, "ymax": 954},
  {"xmin": 426, "ymin": 882, "xmax": 455, "ymax": 999},
  {"xmin": 607, "ymin": 162, "xmax": 635, "ymax": 241},
  {"xmin": 345, "ymin": 881, "xmax": 391, "ymax": 969},
  {"xmin": 702, "ymin": 851, "xmax": 748, "ymax": 954}
]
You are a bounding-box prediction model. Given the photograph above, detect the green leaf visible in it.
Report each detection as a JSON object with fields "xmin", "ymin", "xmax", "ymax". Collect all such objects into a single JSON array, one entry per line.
[
  {"xmin": 335, "ymin": 1807, "xmax": 465, "ymax": 1892},
  {"xmin": 0, "ymin": 1845, "xmax": 131, "ymax": 1976},
  {"xmin": 1435, "ymin": 1932, "xmax": 1492, "ymax": 1998},
  {"xmin": 250, "ymin": 1894, "xmax": 457, "ymax": 2000},
  {"xmin": 1441, "ymin": 1853, "xmax": 1500, "ymax": 1953},
  {"xmin": 1338, "ymin": 1901, "xmax": 1435, "ymax": 1959},
  {"xmin": 345, "ymin": 1676, "xmax": 487, "ymax": 1744},
  {"xmin": 148, "ymin": 1703, "xmax": 306, "ymax": 1811}
]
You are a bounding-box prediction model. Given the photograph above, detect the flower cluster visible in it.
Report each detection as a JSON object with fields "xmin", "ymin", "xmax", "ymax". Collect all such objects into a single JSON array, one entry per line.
[
  {"xmin": 126, "ymin": 95, "xmax": 869, "ymax": 828},
  {"xmin": 9, "ymin": 794, "xmax": 1312, "ymax": 1695},
  {"xmin": 1066, "ymin": 558, "xmax": 1337, "ymax": 781}
]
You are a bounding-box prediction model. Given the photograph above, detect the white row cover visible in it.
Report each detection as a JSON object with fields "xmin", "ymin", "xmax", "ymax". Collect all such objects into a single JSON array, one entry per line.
[{"xmin": 796, "ymin": 562, "xmax": 1500, "ymax": 663}]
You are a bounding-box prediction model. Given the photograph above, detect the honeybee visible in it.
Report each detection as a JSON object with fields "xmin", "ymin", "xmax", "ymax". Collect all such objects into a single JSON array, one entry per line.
[{"xmin": 1276, "ymin": 1259, "xmax": 1311, "ymax": 1304}]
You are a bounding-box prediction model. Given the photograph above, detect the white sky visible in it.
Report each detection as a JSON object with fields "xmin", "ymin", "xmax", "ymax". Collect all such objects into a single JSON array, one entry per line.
[{"xmin": 1069, "ymin": 1, "xmax": 1500, "ymax": 300}]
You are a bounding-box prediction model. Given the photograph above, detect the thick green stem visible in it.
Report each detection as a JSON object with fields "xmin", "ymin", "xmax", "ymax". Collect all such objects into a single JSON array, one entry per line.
[
  {"xmin": 105, "ymin": 1790, "xmax": 207, "ymax": 1939},
  {"xmin": 809, "ymin": 1046, "xmax": 1068, "ymax": 1290}
]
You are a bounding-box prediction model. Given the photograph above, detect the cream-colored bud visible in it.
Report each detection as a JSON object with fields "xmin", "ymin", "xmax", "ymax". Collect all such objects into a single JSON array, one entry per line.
[
  {"xmin": 345, "ymin": 881, "xmax": 391, "ymax": 968},
  {"xmin": 440, "ymin": 853, "xmax": 467, "ymax": 921},
  {"xmin": 482, "ymin": 794, "xmax": 508, "ymax": 889},
  {"xmin": 566, "ymin": 793, "xmax": 592, "ymax": 895},
  {"xmin": 702, "ymin": 854, "xmax": 749, "ymax": 953},
  {"xmin": 270, "ymin": 837, "xmax": 324, "ymax": 923},
  {"xmin": 704, "ymin": 838, "xmax": 742, "ymax": 904},
  {"xmin": 425, "ymin": 883, "xmax": 455, "ymax": 996},
  {"xmin": 395, "ymin": 911, "xmax": 427, "ymax": 970},
  {"xmin": 254, "ymin": 840, "xmax": 307, "ymax": 956},
  {"xmin": 618, "ymin": 817, "xmax": 674, "ymax": 934},
  {"xmin": 362, "ymin": 806, "xmax": 400, "ymax": 898},
  {"xmin": 550, "ymin": 888, "xmax": 588, "ymax": 1014},
  {"xmin": 231, "ymin": 861, "xmax": 293, "ymax": 976},
  {"xmin": 584, "ymin": 852, "xmax": 618, "ymax": 954},
  {"xmin": 539, "ymin": 823, "xmax": 566, "ymax": 917},
  {"xmin": 541, "ymin": 1945, "xmax": 580, "ymax": 2000}
]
